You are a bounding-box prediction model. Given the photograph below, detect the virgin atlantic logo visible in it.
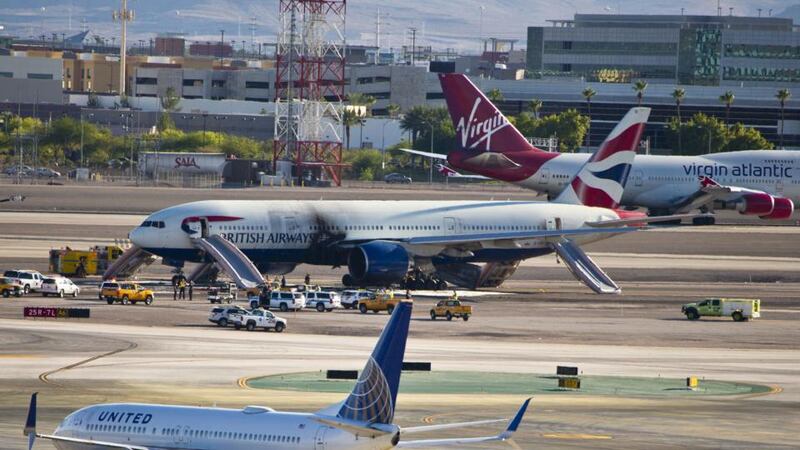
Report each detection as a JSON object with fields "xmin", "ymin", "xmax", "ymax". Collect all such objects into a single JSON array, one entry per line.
[
  {"xmin": 174, "ymin": 156, "xmax": 200, "ymax": 169},
  {"xmin": 456, "ymin": 97, "xmax": 510, "ymax": 151}
]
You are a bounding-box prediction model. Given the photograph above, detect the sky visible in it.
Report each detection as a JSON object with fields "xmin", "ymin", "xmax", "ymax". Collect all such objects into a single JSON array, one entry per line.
[{"xmin": 0, "ymin": 1, "xmax": 797, "ymax": 52}]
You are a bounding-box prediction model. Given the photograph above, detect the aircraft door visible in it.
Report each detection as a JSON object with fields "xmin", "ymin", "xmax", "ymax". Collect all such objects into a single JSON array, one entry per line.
[
  {"xmin": 443, "ymin": 217, "xmax": 459, "ymax": 235},
  {"xmin": 545, "ymin": 217, "xmax": 562, "ymax": 231},
  {"xmin": 314, "ymin": 425, "xmax": 330, "ymax": 450},
  {"xmin": 632, "ymin": 170, "xmax": 644, "ymax": 187},
  {"xmin": 538, "ymin": 168, "xmax": 550, "ymax": 185}
]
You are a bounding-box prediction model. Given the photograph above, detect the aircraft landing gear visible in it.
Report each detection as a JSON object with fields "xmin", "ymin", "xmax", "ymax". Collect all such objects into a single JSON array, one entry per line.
[{"xmin": 399, "ymin": 271, "xmax": 447, "ymax": 291}]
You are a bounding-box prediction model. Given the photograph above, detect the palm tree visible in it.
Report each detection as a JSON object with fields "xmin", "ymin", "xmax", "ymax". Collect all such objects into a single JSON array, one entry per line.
[
  {"xmin": 486, "ymin": 88, "xmax": 504, "ymax": 102},
  {"xmin": 719, "ymin": 90, "xmax": 735, "ymax": 125},
  {"xmin": 527, "ymin": 99, "xmax": 543, "ymax": 119},
  {"xmin": 672, "ymin": 88, "xmax": 686, "ymax": 154},
  {"xmin": 581, "ymin": 88, "xmax": 596, "ymax": 147},
  {"xmin": 776, "ymin": 88, "xmax": 791, "ymax": 149},
  {"xmin": 632, "ymin": 80, "xmax": 648, "ymax": 106},
  {"xmin": 348, "ymin": 92, "xmax": 377, "ymax": 116},
  {"xmin": 340, "ymin": 108, "xmax": 364, "ymax": 150},
  {"xmin": 400, "ymin": 106, "xmax": 428, "ymax": 167},
  {"xmin": 386, "ymin": 103, "xmax": 401, "ymax": 118}
]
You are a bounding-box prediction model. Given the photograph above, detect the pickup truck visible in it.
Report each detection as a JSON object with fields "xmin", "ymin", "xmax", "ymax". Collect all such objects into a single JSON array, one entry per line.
[
  {"xmin": 232, "ymin": 309, "xmax": 287, "ymax": 332},
  {"xmin": 430, "ymin": 299, "xmax": 472, "ymax": 321},
  {"xmin": 682, "ymin": 298, "xmax": 760, "ymax": 322},
  {"xmin": 1, "ymin": 277, "xmax": 23, "ymax": 297},
  {"xmin": 3, "ymin": 270, "xmax": 44, "ymax": 294},
  {"xmin": 359, "ymin": 292, "xmax": 404, "ymax": 314}
]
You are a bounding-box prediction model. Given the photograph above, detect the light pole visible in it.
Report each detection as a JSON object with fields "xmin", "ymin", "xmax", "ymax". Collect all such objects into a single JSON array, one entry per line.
[
  {"xmin": 478, "ymin": 6, "xmax": 485, "ymax": 54},
  {"xmin": 381, "ymin": 119, "xmax": 390, "ymax": 171},
  {"xmin": 427, "ymin": 121, "xmax": 434, "ymax": 185}
]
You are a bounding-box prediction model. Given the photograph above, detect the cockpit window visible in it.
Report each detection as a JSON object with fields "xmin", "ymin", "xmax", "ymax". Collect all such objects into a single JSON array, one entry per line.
[{"xmin": 140, "ymin": 220, "xmax": 165, "ymax": 229}]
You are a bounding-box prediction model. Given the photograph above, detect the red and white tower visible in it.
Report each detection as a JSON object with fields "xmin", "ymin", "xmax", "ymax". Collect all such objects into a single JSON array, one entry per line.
[{"xmin": 273, "ymin": 0, "xmax": 347, "ymax": 185}]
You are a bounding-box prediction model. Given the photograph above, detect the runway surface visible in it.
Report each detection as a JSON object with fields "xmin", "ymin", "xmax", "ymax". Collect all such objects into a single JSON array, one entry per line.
[{"xmin": 1, "ymin": 183, "xmax": 799, "ymax": 449}]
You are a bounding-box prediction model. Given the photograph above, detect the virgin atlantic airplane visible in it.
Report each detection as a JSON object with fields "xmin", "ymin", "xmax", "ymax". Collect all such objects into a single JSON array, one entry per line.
[{"xmin": 403, "ymin": 74, "xmax": 798, "ymax": 225}]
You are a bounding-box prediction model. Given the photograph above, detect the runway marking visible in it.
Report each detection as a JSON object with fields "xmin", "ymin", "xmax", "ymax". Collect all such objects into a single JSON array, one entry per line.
[
  {"xmin": 738, "ymin": 384, "xmax": 784, "ymax": 399},
  {"xmin": 237, "ymin": 376, "xmax": 255, "ymax": 390},
  {"xmin": 38, "ymin": 341, "xmax": 138, "ymax": 386},
  {"xmin": 542, "ymin": 433, "xmax": 613, "ymax": 440}
]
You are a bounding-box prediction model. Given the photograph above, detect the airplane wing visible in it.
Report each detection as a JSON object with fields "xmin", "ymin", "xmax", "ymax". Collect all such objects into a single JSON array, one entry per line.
[
  {"xmin": 673, "ymin": 176, "xmax": 778, "ymax": 214},
  {"xmin": 435, "ymin": 164, "xmax": 491, "ymax": 180},
  {"xmin": 401, "ymin": 226, "xmax": 635, "ymax": 246},
  {"xmin": 24, "ymin": 393, "xmax": 149, "ymax": 450},
  {"xmin": 585, "ymin": 213, "xmax": 709, "ymax": 228},
  {"xmin": 397, "ymin": 398, "xmax": 531, "ymax": 448},
  {"xmin": 397, "ymin": 148, "xmax": 449, "ymax": 160}
]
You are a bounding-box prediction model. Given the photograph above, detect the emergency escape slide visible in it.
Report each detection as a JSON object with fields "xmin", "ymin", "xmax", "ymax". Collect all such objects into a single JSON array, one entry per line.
[
  {"xmin": 103, "ymin": 246, "xmax": 156, "ymax": 279},
  {"xmin": 551, "ymin": 240, "xmax": 620, "ymax": 294},
  {"xmin": 192, "ymin": 234, "xmax": 264, "ymax": 289}
]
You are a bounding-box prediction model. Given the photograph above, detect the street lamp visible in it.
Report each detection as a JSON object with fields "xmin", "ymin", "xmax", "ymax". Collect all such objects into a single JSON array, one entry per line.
[{"xmin": 427, "ymin": 121, "xmax": 434, "ymax": 185}]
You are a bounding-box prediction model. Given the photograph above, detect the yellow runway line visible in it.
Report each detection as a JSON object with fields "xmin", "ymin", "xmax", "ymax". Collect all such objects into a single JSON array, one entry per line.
[{"xmin": 542, "ymin": 433, "xmax": 613, "ymax": 440}]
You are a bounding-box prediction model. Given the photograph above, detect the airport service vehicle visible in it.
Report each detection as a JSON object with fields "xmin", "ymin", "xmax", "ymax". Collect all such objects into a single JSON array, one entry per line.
[
  {"xmin": 0, "ymin": 277, "xmax": 23, "ymax": 297},
  {"xmin": 341, "ymin": 289, "xmax": 375, "ymax": 309},
  {"xmin": 49, "ymin": 245, "xmax": 126, "ymax": 278},
  {"xmin": 430, "ymin": 299, "xmax": 472, "ymax": 321},
  {"xmin": 401, "ymin": 73, "xmax": 800, "ymax": 225},
  {"xmin": 207, "ymin": 282, "xmax": 237, "ymax": 304},
  {"xmin": 101, "ymin": 282, "xmax": 154, "ymax": 305},
  {"xmin": 3, "ymin": 270, "xmax": 44, "ymax": 294},
  {"xmin": 359, "ymin": 292, "xmax": 402, "ymax": 314},
  {"xmin": 232, "ymin": 308, "xmax": 287, "ymax": 332},
  {"xmin": 40, "ymin": 277, "xmax": 80, "ymax": 298},
  {"xmin": 208, "ymin": 305, "xmax": 249, "ymax": 327},
  {"xmin": 128, "ymin": 107, "xmax": 695, "ymax": 296},
  {"xmin": 384, "ymin": 172, "xmax": 412, "ymax": 184},
  {"xmin": 682, "ymin": 298, "xmax": 761, "ymax": 322},
  {"xmin": 24, "ymin": 302, "xmax": 532, "ymax": 449},
  {"xmin": 306, "ymin": 290, "xmax": 342, "ymax": 312},
  {"xmin": 250, "ymin": 290, "xmax": 306, "ymax": 311}
]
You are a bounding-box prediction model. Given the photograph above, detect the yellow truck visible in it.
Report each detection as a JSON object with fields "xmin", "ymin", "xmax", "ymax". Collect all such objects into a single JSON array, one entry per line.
[
  {"xmin": 358, "ymin": 291, "xmax": 405, "ymax": 314},
  {"xmin": 430, "ymin": 299, "xmax": 472, "ymax": 321},
  {"xmin": 1, "ymin": 277, "xmax": 23, "ymax": 297},
  {"xmin": 49, "ymin": 245, "xmax": 125, "ymax": 277},
  {"xmin": 100, "ymin": 281, "xmax": 155, "ymax": 305}
]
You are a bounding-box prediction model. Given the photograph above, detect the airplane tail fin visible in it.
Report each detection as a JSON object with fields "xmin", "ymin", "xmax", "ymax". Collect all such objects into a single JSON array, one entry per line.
[
  {"xmin": 554, "ymin": 107, "xmax": 650, "ymax": 208},
  {"xmin": 439, "ymin": 73, "xmax": 537, "ymax": 154},
  {"xmin": 336, "ymin": 301, "xmax": 412, "ymax": 425}
]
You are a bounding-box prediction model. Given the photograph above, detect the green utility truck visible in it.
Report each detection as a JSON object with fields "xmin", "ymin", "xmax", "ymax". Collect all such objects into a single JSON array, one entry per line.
[{"xmin": 682, "ymin": 298, "xmax": 760, "ymax": 322}]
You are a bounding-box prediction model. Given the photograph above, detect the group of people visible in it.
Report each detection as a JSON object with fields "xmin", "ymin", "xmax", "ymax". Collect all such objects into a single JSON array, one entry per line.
[{"xmin": 171, "ymin": 272, "xmax": 193, "ymax": 301}]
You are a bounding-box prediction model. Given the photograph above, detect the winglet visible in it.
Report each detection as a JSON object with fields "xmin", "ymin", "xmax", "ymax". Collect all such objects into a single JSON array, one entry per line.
[
  {"xmin": 499, "ymin": 397, "xmax": 532, "ymax": 440},
  {"xmin": 25, "ymin": 392, "xmax": 37, "ymax": 450}
]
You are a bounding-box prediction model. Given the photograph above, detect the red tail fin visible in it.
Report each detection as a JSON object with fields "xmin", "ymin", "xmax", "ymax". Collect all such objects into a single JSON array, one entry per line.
[{"xmin": 439, "ymin": 73, "xmax": 537, "ymax": 154}]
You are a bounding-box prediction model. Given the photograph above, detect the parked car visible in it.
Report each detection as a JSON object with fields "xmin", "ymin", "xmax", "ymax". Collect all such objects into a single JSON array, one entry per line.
[
  {"xmin": 3, "ymin": 270, "xmax": 45, "ymax": 293},
  {"xmin": 384, "ymin": 173, "xmax": 412, "ymax": 184},
  {"xmin": 232, "ymin": 308, "xmax": 287, "ymax": 332},
  {"xmin": 4, "ymin": 165, "xmax": 32, "ymax": 176},
  {"xmin": 430, "ymin": 299, "xmax": 472, "ymax": 321},
  {"xmin": 682, "ymin": 298, "xmax": 761, "ymax": 322},
  {"xmin": 250, "ymin": 290, "xmax": 307, "ymax": 312},
  {"xmin": 208, "ymin": 305, "xmax": 249, "ymax": 327},
  {"xmin": 100, "ymin": 281, "xmax": 154, "ymax": 305},
  {"xmin": 35, "ymin": 167, "xmax": 61, "ymax": 178},
  {"xmin": 305, "ymin": 291, "xmax": 342, "ymax": 312},
  {"xmin": 41, "ymin": 277, "xmax": 80, "ymax": 298},
  {"xmin": 0, "ymin": 277, "xmax": 23, "ymax": 297},
  {"xmin": 341, "ymin": 290, "xmax": 375, "ymax": 310}
]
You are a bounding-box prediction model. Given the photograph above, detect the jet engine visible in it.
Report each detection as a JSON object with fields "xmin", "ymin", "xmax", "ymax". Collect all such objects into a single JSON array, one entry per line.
[
  {"xmin": 737, "ymin": 193, "xmax": 775, "ymax": 216},
  {"xmin": 346, "ymin": 241, "xmax": 410, "ymax": 286},
  {"xmin": 760, "ymin": 197, "xmax": 794, "ymax": 220}
]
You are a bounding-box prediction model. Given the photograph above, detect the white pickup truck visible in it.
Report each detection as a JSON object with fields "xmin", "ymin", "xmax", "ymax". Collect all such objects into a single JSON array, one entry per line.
[{"xmin": 232, "ymin": 309, "xmax": 287, "ymax": 332}]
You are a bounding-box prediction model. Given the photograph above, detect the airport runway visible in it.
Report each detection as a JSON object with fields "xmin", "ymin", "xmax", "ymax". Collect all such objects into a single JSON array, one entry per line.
[{"xmin": 1, "ymin": 183, "xmax": 799, "ymax": 449}]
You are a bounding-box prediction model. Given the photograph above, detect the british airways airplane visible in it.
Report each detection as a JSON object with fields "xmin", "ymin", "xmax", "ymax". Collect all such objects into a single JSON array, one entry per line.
[
  {"xmin": 404, "ymin": 74, "xmax": 799, "ymax": 225},
  {"xmin": 124, "ymin": 106, "xmax": 693, "ymax": 293},
  {"xmin": 23, "ymin": 302, "xmax": 532, "ymax": 449}
]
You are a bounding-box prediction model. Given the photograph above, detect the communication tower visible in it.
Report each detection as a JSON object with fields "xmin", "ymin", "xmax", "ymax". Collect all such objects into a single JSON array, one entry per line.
[{"xmin": 273, "ymin": 0, "xmax": 347, "ymax": 185}]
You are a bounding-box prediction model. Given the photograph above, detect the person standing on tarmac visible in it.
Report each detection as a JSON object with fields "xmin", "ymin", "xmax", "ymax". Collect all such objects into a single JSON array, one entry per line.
[
  {"xmin": 188, "ymin": 281, "xmax": 193, "ymax": 301},
  {"xmin": 178, "ymin": 278, "xmax": 187, "ymax": 300},
  {"xmin": 281, "ymin": 276, "xmax": 287, "ymax": 288},
  {"xmin": 304, "ymin": 273, "xmax": 311, "ymax": 285}
]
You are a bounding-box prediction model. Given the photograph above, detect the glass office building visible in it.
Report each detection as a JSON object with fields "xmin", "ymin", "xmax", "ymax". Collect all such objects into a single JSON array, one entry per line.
[{"xmin": 527, "ymin": 14, "xmax": 800, "ymax": 87}]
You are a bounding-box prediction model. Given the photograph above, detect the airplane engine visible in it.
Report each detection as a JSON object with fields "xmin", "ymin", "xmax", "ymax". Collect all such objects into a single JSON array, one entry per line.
[
  {"xmin": 255, "ymin": 262, "xmax": 297, "ymax": 275},
  {"xmin": 737, "ymin": 193, "xmax": 775, "ymax": 216},
  {"xmin": 346, "ymin": 241, "xmax": 410, "ymax": 285},
  {"xmin": 760, "ymin": 197, "xmax": 794, "ymax": 220}
]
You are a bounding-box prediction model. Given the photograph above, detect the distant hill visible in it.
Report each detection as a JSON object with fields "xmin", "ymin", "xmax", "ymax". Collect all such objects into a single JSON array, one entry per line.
[{"xmin": 0, "ymin": 1, "xmax": 795, "ymax": 52}]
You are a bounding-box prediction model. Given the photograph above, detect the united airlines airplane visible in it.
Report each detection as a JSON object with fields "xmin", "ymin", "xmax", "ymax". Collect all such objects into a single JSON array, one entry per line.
[
  {"xmin": 124, "ymin": 107, "xmax": 693, "ymax": 293},
  {"xmin": 404, "ymin": 73, "xmax": 799, "ymax": 225},
  {"xmin": 23, "ymin": 302, "xmax": 532, "ymax": 449}
]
